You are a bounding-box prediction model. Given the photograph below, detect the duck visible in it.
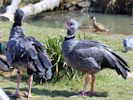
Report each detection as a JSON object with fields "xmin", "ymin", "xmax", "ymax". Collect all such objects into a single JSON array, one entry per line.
[
  {"xmin": 5, "ymin": 9, "xmax": 52, "ymax": 98},
  {"xmin": 89, "ymin": 16, "xmax": 109, "ymax": 32},
  {"xmin": 62, "ymin": 19, "xmax": 130, "ymax": 96}
]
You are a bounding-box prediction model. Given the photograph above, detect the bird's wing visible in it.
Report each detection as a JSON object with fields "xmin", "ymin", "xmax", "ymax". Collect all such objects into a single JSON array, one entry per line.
[
  {"xmin": 27, "ymin": 37, "xmax": 52, "ymax": 76},
  {"xmin": 71, "ymin": 40, "xmax": 106, "ymax": 68},
  {"xmin": 6, "ymin": 36, "xmax": 37, "ymax": 65},
  {"xmin": 28, "ymin": 37, "xmax": 44, "ymax": 52},
  {"xmin": 6, "ymin": 39, "xmax": 17, "ymax": 66},
  {"xmin": 31, "ymin": 37, "xmax": 52, "ymax": 67},
  {"xmin": 97, "ymin": 23, "xmax": 105, "ymax": 28},
  {"xmin": 6, "ymin": 36, "xmax": 51, "ymax": 75},
  {"xmin": 73, "ymin": 40, "xmax": 108, "ymax": 50}
]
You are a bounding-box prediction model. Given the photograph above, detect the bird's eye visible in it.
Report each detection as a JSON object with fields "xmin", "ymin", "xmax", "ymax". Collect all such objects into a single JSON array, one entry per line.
[
  {"xmin": 69, "ymin": 23, "xmax": 73, "ymax": 26},
  {"xmin": 5, "ymin": 48, "xmax": 7, "ymax": 51},
  {"xmin": 70, "ymin": 23, "xmax": 73, "ymax": 25}
]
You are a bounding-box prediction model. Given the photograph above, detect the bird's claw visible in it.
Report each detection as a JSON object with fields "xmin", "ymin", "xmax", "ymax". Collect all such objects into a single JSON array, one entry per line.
[
  {"xmin": 78, "ymin": 92, "xmax": 86, "ymax": 97},
  {"xmin": 9, "ymin": 92, "xmax": 22, "ymax": 98},
  {"xmin": 88, "ymin": 91, "xmax": 94, "ymax": 96},
  {"xmin": 24, "ymin": 92, "xmax": 33, "ymax": 98}
]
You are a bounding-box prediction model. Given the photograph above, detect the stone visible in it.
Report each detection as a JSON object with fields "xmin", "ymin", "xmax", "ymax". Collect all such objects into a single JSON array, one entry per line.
[{"xmin": 77, "ymin": 1, "xmax": 90, "ymax": 8}]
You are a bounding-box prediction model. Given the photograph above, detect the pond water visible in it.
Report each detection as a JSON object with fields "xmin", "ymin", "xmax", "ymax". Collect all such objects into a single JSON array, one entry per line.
[{"xmin": 27, "ymin": 12, "xmax": 133, "ymax": 34}]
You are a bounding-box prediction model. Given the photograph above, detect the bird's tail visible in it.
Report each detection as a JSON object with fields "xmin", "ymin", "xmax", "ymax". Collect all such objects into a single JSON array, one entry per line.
[
  {"xmin": 105, "ymin": 29, "xmax": 109, "ymax": 32},
  {"xmin": 105, "ymin": 49, "xmax": 130, "ymax": 79},
  {"xmin": 33, "ymin": 51, "xmax": 52, "ymax": 80}
]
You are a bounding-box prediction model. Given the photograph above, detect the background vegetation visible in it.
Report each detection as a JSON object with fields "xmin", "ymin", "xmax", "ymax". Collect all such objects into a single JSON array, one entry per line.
[{"xmin": 0, "ymin": 0, "xmax": 132, "ymax": 14}]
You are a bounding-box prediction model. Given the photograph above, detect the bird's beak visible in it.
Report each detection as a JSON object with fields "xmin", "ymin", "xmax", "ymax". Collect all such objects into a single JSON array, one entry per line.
[
  {"xmin": 65, "ymin": 24, "xmax": 69, "ymax": 29},
  {"xmin": 75, "ymin": 22, "xmax": 81, "ymax": 29},
  {"xmin": 65, "ymin": 20, "xmax": 69, "ymax": 29},
  {"xmin": 88, "ymin": 15, "xmax": 93, "ymax": 19}
]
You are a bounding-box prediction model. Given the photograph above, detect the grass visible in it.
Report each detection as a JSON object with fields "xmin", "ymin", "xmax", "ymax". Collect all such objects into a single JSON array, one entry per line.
[{"xmin": 0, "ymin": 20, "xmax": 133, "ymax": 100}]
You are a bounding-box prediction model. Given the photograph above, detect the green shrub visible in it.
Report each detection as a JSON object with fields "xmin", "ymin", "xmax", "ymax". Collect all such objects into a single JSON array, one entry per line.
[{"xmin": 42, "ymin": 35, "xmax": 82, "ymax": 81}]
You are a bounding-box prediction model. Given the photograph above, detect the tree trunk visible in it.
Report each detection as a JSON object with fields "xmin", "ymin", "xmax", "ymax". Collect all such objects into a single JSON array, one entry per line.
[
  {"xmin": 0, "ymin": 0, "xmax": 60, "ymax": 21},
  {"xmin": 0, "ymin": 0, "xmax": 21, "ymax": 21},
  {"xmin": 21, "ymin": 0, "xmax": 60, "ymax": 17}
]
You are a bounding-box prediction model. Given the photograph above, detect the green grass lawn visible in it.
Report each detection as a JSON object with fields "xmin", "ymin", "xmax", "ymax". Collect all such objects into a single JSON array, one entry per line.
[{"xmin": 0, "ymin": 20, "xmax": 133, "ymax": 100}]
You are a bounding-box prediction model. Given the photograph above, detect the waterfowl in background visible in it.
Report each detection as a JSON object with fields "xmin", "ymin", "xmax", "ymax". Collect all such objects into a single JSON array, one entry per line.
[
  {"xmin": 123, "ymin": 36, "xmax": 133, "ymax": 52},
  {"xmin": 6, "ymin": 9, "xmax": 52, "ymax": 98},
  {"xmin": 89, "ymin": 16, "xmax": 109, "ymax": 33},
  {"xmin": 62, "ymin": 19, "xmax": 130, "ymax": 96}
]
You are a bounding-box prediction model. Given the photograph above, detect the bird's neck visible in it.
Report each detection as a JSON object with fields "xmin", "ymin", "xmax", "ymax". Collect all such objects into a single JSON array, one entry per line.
[
  {"xmin": 65, "ymin": 30, "xmax": 76, "ymax": 40},
  {"xmin": 93, "ymin": 19, "xmax": 96, "ymax": 25},
  {"xmin": 9, "ymin": 25, "xmax": 24, "ymax": 39},
  {"xmin": 12, "ymin": 21, "xmax": 22, "ymax": 27},
  {"xmin": 63, "ymin": 35, "xmax": 78, "ymax": 54},
  {"xmin": 65, "ymin": 34, "xmax": 75, "ymax": 40}
]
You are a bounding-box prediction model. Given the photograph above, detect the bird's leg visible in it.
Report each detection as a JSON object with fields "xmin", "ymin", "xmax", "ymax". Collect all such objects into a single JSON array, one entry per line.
[
  {"xmin": 24, "ymin": 75, "xmax": 33, "ymax": 98},
  {"xmin": 90, "ymin": 73, "xmax": 95, "ymax": 95},
  {"xmin": 10, "ymin": 70, "xmax": 22, "ymax": 98},
  {"xmin": 79, "ymin": 73, "xmax": 89, "ymax": 96},
  {"xmin": 127, "ymin": 72, "xmax": 133, "ymax": 78}
]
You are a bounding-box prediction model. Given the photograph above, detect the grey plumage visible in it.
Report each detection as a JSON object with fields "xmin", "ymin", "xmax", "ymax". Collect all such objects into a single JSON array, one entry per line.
[
  {"xmin": 5, "ymin": 9, "xmax": 52, "ymax": 98},
  {"xmin": 6, "ymin": 9, "xmax": 52, "ymax": 80},
  {"xmin": 9, "ymin": 26, "xmax": 24, "ymax": 39},
  {"xmin": 62, "ymin": 19, "xmax": 130, "ymax": 79}
]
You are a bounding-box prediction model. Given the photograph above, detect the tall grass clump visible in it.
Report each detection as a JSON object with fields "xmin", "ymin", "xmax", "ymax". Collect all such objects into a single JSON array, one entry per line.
[{"xmin": 42, "ymin": 35, "xmax": 82, "ymax": 81}]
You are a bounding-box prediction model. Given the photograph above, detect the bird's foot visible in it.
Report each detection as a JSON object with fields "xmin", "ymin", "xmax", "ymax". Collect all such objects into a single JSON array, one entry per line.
[
  {"xmin": 24, "ymin": 91, "xmax": 33, "ymax": 98},
  {"xmin": 78, "ymin": 92, "xmax": 86, "ymax": 97},
  {"xmin": 88, "ymin": 91, "xmax": 94, "ymax": 96},
  {"xmin": 127, "ymin": 72, "xmax": 133, "ymax": 78},
  {"xmin": 9, "ymin": 92, "xmax": 22, "ymax": 98}
]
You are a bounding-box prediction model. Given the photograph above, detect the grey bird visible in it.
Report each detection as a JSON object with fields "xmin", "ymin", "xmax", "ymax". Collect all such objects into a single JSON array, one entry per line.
[
  {"xmin": 123, "ymin": 36, "xmax": 133, "ymax": 52},
  {"xmin": 62, "ymin": 19, "xmax": 130, "ymax": 96},
  {"xmin": 6, "ymin": 9, "xmax": 52, "ymax": 98}
]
